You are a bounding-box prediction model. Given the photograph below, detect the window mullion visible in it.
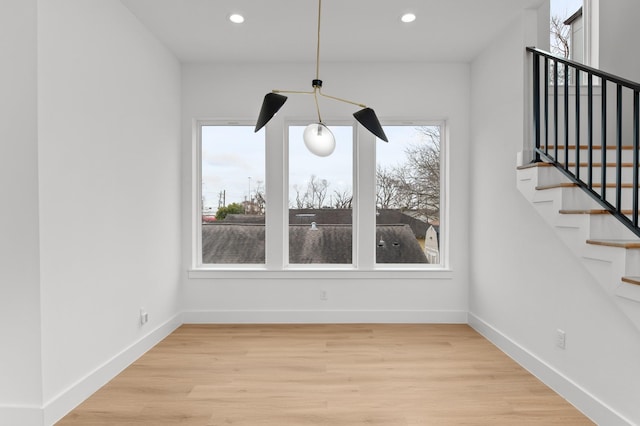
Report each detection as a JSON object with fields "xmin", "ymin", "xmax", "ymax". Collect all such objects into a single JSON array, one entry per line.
[
  {"xmin": 356, "ymin": 127, "xmax": 376, "ymax": 270},
  {"xmin": 266, "ymin": 118, "xmax": 286, "ymax": 270}
]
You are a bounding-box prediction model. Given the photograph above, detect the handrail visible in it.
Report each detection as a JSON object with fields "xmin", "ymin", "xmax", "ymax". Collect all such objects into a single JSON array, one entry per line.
[
  {"xmin": 527, "ymin": 47, "xmax": 640, "ymax": 238},
  {"xmin": 527, "ymin": 47, "xmax": 640, "ymax": 90}
]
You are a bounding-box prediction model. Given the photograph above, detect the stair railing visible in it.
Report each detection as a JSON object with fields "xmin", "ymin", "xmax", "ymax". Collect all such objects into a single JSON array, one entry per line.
[{"xmin": 527, "ymin": 47, "xmax": 640, "ymax": 238}]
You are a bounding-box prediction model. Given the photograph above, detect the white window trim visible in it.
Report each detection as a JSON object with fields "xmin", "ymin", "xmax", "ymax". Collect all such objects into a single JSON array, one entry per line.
[
  {"xmin": 372, "ymin": 120, "xmax": 449, "ymax": 271},
  {"xmin": 190, "ymin": 118, "xmax": 451, "ymax": 278},
  {"xmin": 583, "ymin": 0, "xmax": 598, "ymax": 69},
  {"xmin": 285, "ymin": 120, "xmax": 358, "ymax": 269}
]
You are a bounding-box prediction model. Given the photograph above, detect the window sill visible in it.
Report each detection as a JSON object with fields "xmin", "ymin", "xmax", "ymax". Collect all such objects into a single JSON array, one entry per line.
[{"xmin": 187, "ymin": 267, "xmax": 453, "ymax": 280}]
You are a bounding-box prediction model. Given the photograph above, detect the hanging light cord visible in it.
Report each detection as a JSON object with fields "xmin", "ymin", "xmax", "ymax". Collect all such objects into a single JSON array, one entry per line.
[
  {"xmin": 315, "ymin": 0, "xmax": 322, "ymax": 81},
  {"xmin": 272, "ymin": 0, "xmax": 367, "ymax": 123},
  {"xmin": 312, "ymin": 0, "xmax": 323, "ymax": 122}
]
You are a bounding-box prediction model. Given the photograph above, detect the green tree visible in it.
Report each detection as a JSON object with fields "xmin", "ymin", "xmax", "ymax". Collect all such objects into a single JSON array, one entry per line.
[{"xmin": 215, "ymin": 202, "xmax": 243, "ymax": 220}]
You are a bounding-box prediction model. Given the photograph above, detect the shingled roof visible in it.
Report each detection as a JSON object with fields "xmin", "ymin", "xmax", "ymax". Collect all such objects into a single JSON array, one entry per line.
[
  {"xmin": 220, "ymin": 209, "xmax": 432, "ymax": 240},
  {"xmin": 376, "ymin": 224, "xmax": 428, "ymax": 263},
  {"xmin": 202, "ymin": 223, "xmax": 427, "ymax": 264},
  {"xmin": 289, "ymin": 224, "xmax": 353, "ymax": 263},
  {"xmin": 202, "ymin": 223, "xmax": 265, "ymax": 264}
]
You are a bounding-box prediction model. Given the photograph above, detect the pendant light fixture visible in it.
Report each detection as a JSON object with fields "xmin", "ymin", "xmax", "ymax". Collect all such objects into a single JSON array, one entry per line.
[{"xmin": 254, "ymin": 0, "xmax": 388, "ymax": 156}]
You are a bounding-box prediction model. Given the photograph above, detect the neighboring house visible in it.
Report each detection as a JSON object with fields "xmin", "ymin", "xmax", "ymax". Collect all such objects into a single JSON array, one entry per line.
[
  {"xmin": 202, "ymin": 222, "xmax": 426, "ymax": 264},
  {"xmin": 424, "ymin": 224, "xmax": 440, "ymax": 264},
  {"xmin": 202, "ymin": 223, "xmax": 265, "ymax": 264},
  {"xmin": 212, "ymin": 209, "xmax": 435, "ymax": 263},
  {"xmin": 376, "ymin": 209, "xmax": 430, "ymax": 240},
  {"xmin": 564, "ymin": 7, "xmax": 583, "ymax": 63}
]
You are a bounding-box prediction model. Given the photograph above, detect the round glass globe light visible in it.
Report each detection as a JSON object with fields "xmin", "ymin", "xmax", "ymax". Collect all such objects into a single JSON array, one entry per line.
[{"xmin": 303, "ymin": 123, "xmax": 336, "ymax": 157}]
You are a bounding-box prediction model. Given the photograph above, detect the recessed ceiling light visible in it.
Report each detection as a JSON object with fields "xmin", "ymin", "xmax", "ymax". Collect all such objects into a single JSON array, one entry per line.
[
  {"xmin": 401, "ymin": 13, "xmax": 416, "ymax": 23},
  {"xmin": 229, "ymin": 13, "xmax": 245, "ymax": 24}
]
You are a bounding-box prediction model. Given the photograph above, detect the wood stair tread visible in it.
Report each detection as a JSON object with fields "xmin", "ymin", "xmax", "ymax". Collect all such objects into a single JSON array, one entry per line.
[
  {"xmin": 518, "ymin": 162, "xmax": 636, "ymax": 169},
  {"xmin": 536, "ymin": 182, "xmax": 639, "ymax": 190},
  {"xmin": 560, "ymin": 162, "xmax": 637, "ymax": 167},
  {"xmin": 622, "ymin": 276, "xmax": 640, "ymax": 286},
  {"xmin": 535, "ymin": 183, "xmax": 578, "ymax": 190},
  {"xmin": 544, "ymin": 145, "xmax": 635, "ymax": 150},
  {"xmin": 559, "ymin": 209, "xmax": 633, "ymax": 215},
  {"xmin": 516, "ymin": 162, "xmax": 553, "ymax": 170},
  {"xmin": 586, "ymin": 239, "xmax": 640, "ymax": 249}
]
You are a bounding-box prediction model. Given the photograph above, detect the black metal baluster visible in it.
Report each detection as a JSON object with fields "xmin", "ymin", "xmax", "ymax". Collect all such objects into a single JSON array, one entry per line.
[
  {"xmin": 588, "ymin": 73, "xmax": 593, "ymax": 189},
  {"xmin": 554, "ymin": 59, "xmax": 559, "ymax": 162},
  {"xmin": 544, "ymin": 57, "xmax": 549, "ymax": 155},
  {"xmin": 634, "ymin": 90, "xmax": 639, "ymax": 227},
  {"xmin": 616, "ymin": 85, "xmax": 623, "ymax": 212},
  {"xmin": 564, "ymin": 63, "xmax": 570, "ymax": 170},
  {"xmin": 601, "ymin": 80, "xmax": 607, "ymax": 202},
  {"xmin": 575, "ymin": 69, "xmax": 581, "ymax": 180},
  {"xmin": 533, "ymin": 52, "xmax": 541, "ymax": 162}
]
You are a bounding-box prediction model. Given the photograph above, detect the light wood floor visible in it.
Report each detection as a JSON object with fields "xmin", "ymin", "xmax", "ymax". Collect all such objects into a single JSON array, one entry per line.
[{"xmin": 58, "ymin": 324, "xmax": 593, "ymax": 425}]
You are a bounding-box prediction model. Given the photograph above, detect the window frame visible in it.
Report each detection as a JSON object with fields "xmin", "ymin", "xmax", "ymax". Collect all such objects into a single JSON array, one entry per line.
[
  {"xmin": 193, "ymin": 119, "xmax": 267, "ymax": 270},
  {"xmin": 285, "ymin": 120, "xmax": 358, "ymax": 270},
  {"xmin": 190, "ymin": 117, "xmax": 451, "ymax": 278},
  {"xmin": 373, "ymin": 121, "xmax": 448, "ymax": 270}
]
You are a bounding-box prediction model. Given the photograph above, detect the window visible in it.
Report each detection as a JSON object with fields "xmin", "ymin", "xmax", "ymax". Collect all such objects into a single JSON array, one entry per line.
[
  {"xmin": 376, "ymin": 125, "xmax": 441, "ymax": 265},
  {"xmin": 194, "ymin": 120, "xmax": 446, "ymax": 271},
  {"xmin": 199, "ymin": 124, "xmax": 265, "ymax": 264},
  {"xmin": 288, "ymin": 125, "xmax": 353, "ymax": 265}
]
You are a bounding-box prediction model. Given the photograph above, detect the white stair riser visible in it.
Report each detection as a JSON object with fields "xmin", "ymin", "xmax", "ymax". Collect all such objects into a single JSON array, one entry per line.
[
  {"xmin": 588, "ymin": 214, "xmax": 639, "ymax": 240},
  {"xmin": 625, "ymin": 249, "xmax": 640, "ymax": 276},
  {"xmin": 534, "ymin": 167, "xmax": 639, "ymax": 210},
  {"xmin": 590, "ymin": 187, "xmax": 639, "ymax": 210},
  {"xmin": 557, "ymin": 165, "xmax": 640, "ymax": 183},
  {"xmin": 541, "ymin": 148, "xmax": 637, "ymax": 164}
]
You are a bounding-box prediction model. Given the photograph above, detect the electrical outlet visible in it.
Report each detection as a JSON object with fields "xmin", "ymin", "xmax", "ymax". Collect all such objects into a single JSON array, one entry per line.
[
  {"xmin": 320, "ymin": 290, "xmax": 328, "ymax": 301},
  {"xmin": 140, "ymin": 308, "xmax": 149, "ymax": 325},
  {"xmin": 556, "ymin": 329, "xmax": 566, "ymax": 349}
]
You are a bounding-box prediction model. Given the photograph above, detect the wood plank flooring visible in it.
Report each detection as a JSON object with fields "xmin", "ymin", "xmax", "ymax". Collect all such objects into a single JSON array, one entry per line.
[{"xmin": 57, "ymin": 324, "xmax": 593, "ymax": 425}]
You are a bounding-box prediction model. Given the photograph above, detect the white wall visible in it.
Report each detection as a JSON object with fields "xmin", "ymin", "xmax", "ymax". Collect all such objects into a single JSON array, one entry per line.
[
  {"xmin": 37, "ymin": 0, "xmax": 182, "ymax": 422},
  {"xmin": 597, "ymin": 0, "xmax": 640, "ymax": 81},
  {"xmin": 0, "ymin": 1, "xmax": 44, "ymax": 424},
  {"xmin": 181, "ymin": 62, "xmax": 471, "ymax": 323},
  {"xmin": 469, "ymin": 7, "xmax": 640, "ymax": 425}
]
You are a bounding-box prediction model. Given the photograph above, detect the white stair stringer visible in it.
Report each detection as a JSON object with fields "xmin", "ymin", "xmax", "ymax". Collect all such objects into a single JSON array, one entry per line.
[{"xmin": 517, "ymin": 160, "xmax": 640, "ymax": 332}]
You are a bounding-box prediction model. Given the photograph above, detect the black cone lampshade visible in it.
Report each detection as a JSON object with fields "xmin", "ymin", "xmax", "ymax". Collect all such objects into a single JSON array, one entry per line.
[
  {"xmin": 353, "ymin": 107, "xmax": 388, "ymax": 142},
  {"xmin": 255, "ymin": 93, "xmax": 288, "ymax": 132},
  {"xmin": 254, "ymin": 0, "xmax": 390, "ymax": 153}
]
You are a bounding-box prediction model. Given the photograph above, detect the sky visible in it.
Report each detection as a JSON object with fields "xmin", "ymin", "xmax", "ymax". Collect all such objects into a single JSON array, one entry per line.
[
  {"xmin": 550, "ymin": 0, "xmax": 582, "ymax": 21},
  {"xmin": 202, "ymin": 125, "xmax": 438, "ymax": 212}
]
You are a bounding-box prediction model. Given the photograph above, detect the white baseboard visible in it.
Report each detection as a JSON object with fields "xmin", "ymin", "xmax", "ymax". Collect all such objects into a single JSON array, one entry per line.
[
  {"xmin": 43, "ymin": 314, "xmax": 182, "ymax": 426},
  {"xmin": 0, "ymin": 405, "xmax": 43, "ymax": 426},
  {"xmin": 468, "ymin": 312, "xmax": 633, "ymax": 426},
  {"xmin": 182, "ymin": 309, "xmax": 468, "ymax": 324}
]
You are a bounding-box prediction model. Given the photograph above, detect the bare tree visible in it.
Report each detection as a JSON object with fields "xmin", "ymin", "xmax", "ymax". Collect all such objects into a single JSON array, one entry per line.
[
  {"xmin": 333, "ymin": 189, "xmax": 352, "ymax": 209},
  {"xmin": 549, "ymin": 14, "xmax": 571, "ymax": 84},
  {"xmin": 292, "ymin": 184, "xmax": 306, "ymax": 208},
  {"xmin": 253, "ymin": 179, "xmax": 266, "ymax": 214},
  {"xmin": 376, "ymin": 164, "xmax": 401, "ymax": 209},
  {"xmin": 375, "ymin": 126, "xmax": 441, "ymax": 222},
  {"xmin": 550, "ymin": 15, "xmax": 570, "ymax": 58},
  {"xmin": 291, "ymin": 175, "xmax": 333, "ymax": 208},
  {"xmin": 307, "ymin": 175, "xmax": 329, "ymax": 208}
]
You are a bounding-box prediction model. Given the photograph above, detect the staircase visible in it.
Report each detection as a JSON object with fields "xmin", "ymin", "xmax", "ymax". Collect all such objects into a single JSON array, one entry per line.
[
  {"xmin": 521, "ymin": 48, "xmax": 640, "ymax": 330},
  {"xmin": 517, "ymin": 153, "xmax": 640, "ymax": 330}
]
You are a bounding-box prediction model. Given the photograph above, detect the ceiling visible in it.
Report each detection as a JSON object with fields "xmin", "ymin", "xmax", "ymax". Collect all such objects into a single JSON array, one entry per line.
[{"xmin": 120, "ymin": 0, "xmax": 545, "ymax": 64}]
